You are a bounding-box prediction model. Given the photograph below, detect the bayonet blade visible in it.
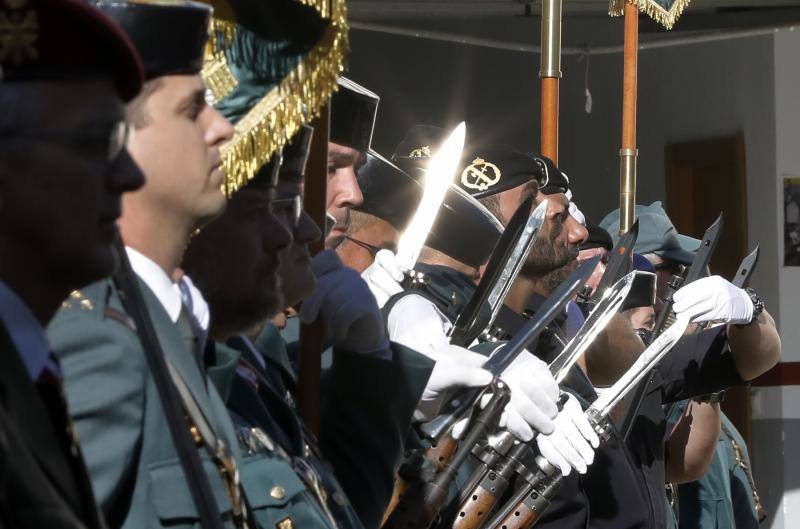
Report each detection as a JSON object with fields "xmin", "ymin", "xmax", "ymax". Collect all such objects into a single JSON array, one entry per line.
[
  {"xmin": 395, "ymin": 122, "xmax": 466, "ymax": 271},
  {"xmin": 684, "ymin": 213, "xmax": 723, "ymax": 285},
  {"xmin": 732, "ymin": 245, "xmax": 760, "ymax": 288},
  {"xmin": 591, "ymin": 219, "xmax": 639, "ymax": 302},
  {"xmin": 591, "ymin": 315, "xmax": 690, "ymax": 417},
  {"xmin": 421, "ymin": 256, "xmax": 601, "ymax": 440},
  {"xmin": 549, "ymin": 271, "xmax": 645, "ymax": 383},
  {"xmin": 449, "ymin": 196, "xmax": 545, "ymax": 346}
]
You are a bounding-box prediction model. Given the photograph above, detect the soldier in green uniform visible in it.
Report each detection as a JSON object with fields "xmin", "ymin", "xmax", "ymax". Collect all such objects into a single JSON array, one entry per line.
[
  {"xmin": 0, "ymin": 0, "xmax": 144, "ymax": 526},
  {"xmin": 45, "ymin": 2, "xmax": 268, "ymax": 528}
]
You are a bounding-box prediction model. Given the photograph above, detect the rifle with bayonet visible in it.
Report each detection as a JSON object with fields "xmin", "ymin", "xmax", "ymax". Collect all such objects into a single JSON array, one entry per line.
[
  {"xmin": 576, "ymin": 219, "xmax": 640, "ymax": 315},
  {"xmin": 383, "ymin": 195, "xmax": 548, "ymax": 521},
  {"xmin": 381, "ymin": 258, "xmax": 600, "ymax": 529},
  {"xmin": 619, "ymin": 213, "xmax": 724, "ymax": 441},
  {"xmin": 442, "ymin": 270, "xmax": 647, "ymax": 529},
  {"xmin": 482, "ymin": 315, "xmax": 692, "ymax": 529}
]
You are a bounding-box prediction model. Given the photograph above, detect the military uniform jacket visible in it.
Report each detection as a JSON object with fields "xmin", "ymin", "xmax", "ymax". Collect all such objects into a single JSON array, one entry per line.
[
  {"xmin": 47, "ymin": 279, "xmax": 246, "ymax": 529},
  {"xmin": 0, "ymin": 321, "xmax": 105, "ymax": 529},
  {"xmin": 626, "ymin": 328, "xmax": 744, "ymax": 529},
  {"xmin": 212, "ymin": 324, "xmax": 435, "ymax": 529}
]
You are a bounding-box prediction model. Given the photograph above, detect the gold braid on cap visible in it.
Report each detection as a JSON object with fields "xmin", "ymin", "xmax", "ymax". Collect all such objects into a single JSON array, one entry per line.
[
  {"xmin": 202, "ymin": 17, "xmax": 237, "ymax": 102},
  {"xmin": 608, "ymin": 0, "xmax": 691, "ymax": 30},
  {"xmin": 208, "ymin": 0, "xmax": 348, "ymax": 196}
]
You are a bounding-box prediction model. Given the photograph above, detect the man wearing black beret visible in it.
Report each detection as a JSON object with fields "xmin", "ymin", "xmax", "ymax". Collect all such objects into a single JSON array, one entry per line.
[{"xmin": 0, "ymin": 0, "xmax": 145, "ymax": 526}]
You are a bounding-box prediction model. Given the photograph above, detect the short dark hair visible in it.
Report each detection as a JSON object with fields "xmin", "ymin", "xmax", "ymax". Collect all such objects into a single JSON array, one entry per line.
[
  {"xmin": 126, "ymin": 78, "xmax": 164, "ymax": 129},
  {"xmin": 479, "ymin": 194, "xmax": 506, "ymax": 225}
]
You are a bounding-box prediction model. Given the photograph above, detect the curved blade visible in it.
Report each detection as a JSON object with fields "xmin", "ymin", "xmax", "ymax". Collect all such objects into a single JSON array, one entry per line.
[
  {"xmin": 395, "ymin": 122, "xmax": 466, "ymax": 271},
  {"xmin": 591, "ymin": 218, "xmax": 639, "ymax": 302},
  {"xmin": 591, "ymin": 315, "xmax": 690, "ymax": 417},
  {"xmin": 732, "ymin": 245, "xmax": 760, "ymax": 288},
  {"xmin": 549, "ymin": 271, "xmax": 645, "ymax": 384}
]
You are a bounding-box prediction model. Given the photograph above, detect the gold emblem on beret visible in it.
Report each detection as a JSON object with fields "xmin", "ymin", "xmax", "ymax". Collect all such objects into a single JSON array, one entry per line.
[
  {"xmin": 409, "ymin": 146, "xmax": 431, "ymax": 158},
  {"xmin": 0, "ymin": 0, "xmax": 38, "ymax": 66},
  {"xmin": 461, "ymin": 158, "xmax": 501, "ymax": 191}
]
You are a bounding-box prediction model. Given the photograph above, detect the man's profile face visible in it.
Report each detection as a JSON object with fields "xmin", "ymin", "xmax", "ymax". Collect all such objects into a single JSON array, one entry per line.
[
  {"xmin": 337, "ymin": 216, "xmax": 399, "ymax": 273},
  {"xmin": 126, "ymin": 75, "xmax": 233, "ymax": 227},
  {"xmin": 325, "ymin": 141, "xmax": 365, "ymax": 249},
  {"xmin": 0, "ymin": 80, "xmax": 144, "ymax": 288},
  {"xmin": 274, "ymin": 179, "xmax": 321, "ymax": 308},
  {"xmin": 183, "ymin": 187, "xmax": 291, "ymax": 338}
]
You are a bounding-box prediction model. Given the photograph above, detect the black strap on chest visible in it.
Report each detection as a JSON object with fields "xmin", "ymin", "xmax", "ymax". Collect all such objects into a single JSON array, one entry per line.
[{"xmin": 111, "ymin": 238, "xmax": 228, "ymax": 529}]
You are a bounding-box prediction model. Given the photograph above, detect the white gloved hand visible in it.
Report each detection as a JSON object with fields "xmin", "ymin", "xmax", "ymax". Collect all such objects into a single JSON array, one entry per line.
[
  {"xmin": 536, "ymin": 394, "xmax": 600, "ymax": 476},
  {"xmin": 672, "ymin": 275, "xmax": 754, "ymax": 325},
  {"xmin": 386, "ymin": 293, "xmax": 452, "ymax": 357},
  {"xmin": 362, "ymin": 249, "xmax": 406, "ymax": 308},
  {"xmin": 417, "ymin": 344, "xmax": 492, "ymax": 422},
  {"xmin": 499, "ymin": 355, "xmax": 560, "ymax": 441}
]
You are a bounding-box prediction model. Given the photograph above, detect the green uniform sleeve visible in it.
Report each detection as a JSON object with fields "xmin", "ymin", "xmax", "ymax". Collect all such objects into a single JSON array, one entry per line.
[
  {"xmin": 47, "ymin": 306, "xmax": 146, "ymax": 518},
  {"xmin": 320, "ymin": 343, "xmax": 434, "ymax": 529}
]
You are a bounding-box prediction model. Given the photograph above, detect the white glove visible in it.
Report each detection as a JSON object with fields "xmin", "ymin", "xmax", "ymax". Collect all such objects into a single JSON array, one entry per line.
[
  {"xmin": 417, "ymin": 344, "xmax": 492, "ymax": 422},
  {"xmin": 362, "ymin": 249, "xmax": 406, "ymax": 308},
  {"xmin": 672, "ymin": 275, "xmax": 754, "ymax": 325},
  {"xmin": 536, "ymin": 394, "xmax": 599, "ymax": 476},
  {"xmin": 499, "ymin": 355, "xmax": 560, "ymax": 441}
]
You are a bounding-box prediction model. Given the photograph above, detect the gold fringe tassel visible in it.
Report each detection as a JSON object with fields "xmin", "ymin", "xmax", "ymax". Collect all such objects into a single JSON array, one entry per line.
[
  {"xmin": 609, "ymin": 0, "xmax": 692, "ymax": 30},
  {"xmin": 220, "ymin": 0, "xmax": 348, "ymax": 195},
  {"xmin": 202, "ymin": 18, "xmax": 239, "ymax": 102}
]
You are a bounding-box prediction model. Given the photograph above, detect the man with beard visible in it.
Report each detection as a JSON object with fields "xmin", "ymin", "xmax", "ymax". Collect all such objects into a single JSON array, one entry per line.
[
  {"xmin": 45, "ymin": 3, "xmax": 256, "ymax": 528},
  {"xmin": 476, "ymin": 182, "xmax": 779, "ymax": 529},
  {"xmin": 0, "ymin": 0, "xmax": 144, "ymax": 526},
  {"xmin": 357, "ymin": 127, "xmax": 599, "ymax": 476}
]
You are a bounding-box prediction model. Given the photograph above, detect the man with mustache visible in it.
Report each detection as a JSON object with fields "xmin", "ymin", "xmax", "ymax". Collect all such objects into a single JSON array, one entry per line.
[
  {"xmin": 0, "ymin": 0, "xmax": 144, "ymax": 526},
  {"xmin": 45, "ymin": 3, "xmax": 260, "ymax": 528},
  {"xmin": 357, "ymin": 126, "xmax": 599, "ymax": 475}
]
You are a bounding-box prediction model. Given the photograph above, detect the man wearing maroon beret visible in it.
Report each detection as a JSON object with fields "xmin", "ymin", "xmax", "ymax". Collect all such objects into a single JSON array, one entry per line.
[{"xmin": 0, "ymin": 0, "xmax": 145, "ymax": 527}]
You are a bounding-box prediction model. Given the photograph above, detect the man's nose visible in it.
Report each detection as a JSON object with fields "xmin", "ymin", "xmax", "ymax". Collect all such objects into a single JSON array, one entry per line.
[{"xmin": 565, "ymin": 215, "xmax": 589, "ymax": 245}]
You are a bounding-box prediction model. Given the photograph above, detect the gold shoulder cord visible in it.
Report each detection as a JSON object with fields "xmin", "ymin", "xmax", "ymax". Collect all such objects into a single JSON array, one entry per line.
[{"xmin": 720, "ymin": 423, "xmax": 766, "ymax": 522}]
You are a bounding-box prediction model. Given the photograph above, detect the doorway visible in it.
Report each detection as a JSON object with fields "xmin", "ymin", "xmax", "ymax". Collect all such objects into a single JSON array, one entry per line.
[{"xmin": 664, "ymin": 133, "xmax": 752, "ymax": 449}]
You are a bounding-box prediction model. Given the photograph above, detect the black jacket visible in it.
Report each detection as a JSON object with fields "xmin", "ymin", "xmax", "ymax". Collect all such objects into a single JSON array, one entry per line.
[{"xmin": 0, "ymin": 321, "xmax": 105, "ymax": 529}]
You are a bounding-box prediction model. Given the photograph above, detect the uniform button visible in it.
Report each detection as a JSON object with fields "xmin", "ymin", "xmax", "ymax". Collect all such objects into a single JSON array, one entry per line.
[
  {"xmin": 333, "ymin": 491, "xmax": 348, "ymax": 506},
  {"xmin": 270, "ymin": 486, "xmax": 286, "ymax": 500}
]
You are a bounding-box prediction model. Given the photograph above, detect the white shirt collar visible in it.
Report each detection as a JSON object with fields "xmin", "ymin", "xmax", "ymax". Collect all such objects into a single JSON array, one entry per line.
[{"xmin": 125, "ymin": 246, "xmax": 184, "ymax": 323}]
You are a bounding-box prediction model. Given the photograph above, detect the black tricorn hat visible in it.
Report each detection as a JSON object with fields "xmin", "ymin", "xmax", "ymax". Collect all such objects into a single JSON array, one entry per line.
[
  {"xmin": 279, "ymin": 125, "xmax": 314, "ymax": 182},
  {"xmin": 357, "ymin": 150, "xmax": 503, "ymax": 267},
  {"xmin": 94, "ymin": 1, "xmax": 211, "ymax": 80},
  {"xmin": 392, "ymin": 125, "xmax": 555, "ymax": 200},
  {"xmin": 330, "ymin": 77, "xmax": 379, "ymax": 153}
]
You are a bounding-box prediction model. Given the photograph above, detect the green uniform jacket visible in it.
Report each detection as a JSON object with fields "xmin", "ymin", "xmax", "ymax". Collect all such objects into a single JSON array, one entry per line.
[
  {"xmin": 47, "ymin": 279, "xmax": 245, "ymax": 529},
  {"xmin": 215, "ymin": 324, "xmax": 435, "ymax": 529}
]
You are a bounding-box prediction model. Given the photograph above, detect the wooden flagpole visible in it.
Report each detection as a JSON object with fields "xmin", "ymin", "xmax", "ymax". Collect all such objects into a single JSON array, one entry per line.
[
  {"xmin": 540, "ymin": 0, "xmax": 562, "ymax": 164},
  {"xmin": 619, "ymin": 1, "xmax": 639, "ymax": 234}
]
